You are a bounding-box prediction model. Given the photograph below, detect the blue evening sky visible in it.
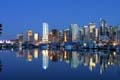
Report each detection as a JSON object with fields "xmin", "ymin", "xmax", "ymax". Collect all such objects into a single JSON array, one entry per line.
[{"xmin": 0, "ymin": 0, "xmax": 120, "ymax": 39}]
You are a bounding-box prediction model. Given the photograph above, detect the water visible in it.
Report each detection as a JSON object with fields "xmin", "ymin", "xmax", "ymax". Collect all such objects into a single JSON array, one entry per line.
[{"xmin": 0, "ymin": 49, "xmax": 120, "ymax": 80}]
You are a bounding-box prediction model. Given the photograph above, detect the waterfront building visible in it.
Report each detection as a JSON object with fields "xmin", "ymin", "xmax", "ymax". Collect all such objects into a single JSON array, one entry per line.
[
  {"xmin": 48, "ymin": 32, "xmax": 53, "ymax": 42},
  {"xmin": 116, "ymin": 25, "xmax": 120, "ymax": 43},
  {"xmin": 64, "ymin": 29, "xmax": 71, "ymax": 42},
  {"xmin": 95, "ymin": 28, "xmax": 99, "ymax": 41},
  {"xmin": 100, "ymin": 18, "xmax": 106, "ymax": 36},
  {"xmin": 42, "ymin": 22, "xmax": 49, "ymax": 43},
  {"xmin": 88, "ymin": 22, "xmax": 96, "ymax": 41},
  {"xmin": 70, "ymin": 24, "xmax": 80, "ymax": 42},
  {"xmin": 83, "ymin": 25, "xmax": 89, "ymax": 42},
  {"xmin": 58, "ymin": 30, "xmax": 64, "ymax": 43},
  {"xmin": 79, "ymin": 27, "xmax": 84, "ymax": 41},
  {"xmin": 52, "ymin": 29, "xmax": 59, "ymax": 42},
  {"xmin": 34, "ymin": 33, "xmax": 39, "ymax": 42},
  {"xmin": 18, "ymin": 33, "xmax": 24, "ymax": 43},
  {"xmin": 27, "ymin": 30, "xmax": 33, "ymax": 42}
]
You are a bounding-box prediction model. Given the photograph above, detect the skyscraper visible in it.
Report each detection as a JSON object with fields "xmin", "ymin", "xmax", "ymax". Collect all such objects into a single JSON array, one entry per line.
[
  {"xmin": 83, "ymin": 25, "xmax": 89, "ymax": 42},
  {"xmin": 34, "ymin": 33, "xmax": 39, "ymax": 42},
  {"xmin": 79, "ymin": 27, "xmax": 84, "ymax": 41},
  {"xmin": 116, "ymin": 25, "xmax": 120, "ymax": 43},
  {"xmin": 100, "ymin": 18, "xmax": 106, "ymax": 36},
  {"xmin": 42, "ymin": 22, "xmax": 49, "ymax": 43},
  {"xmin": 64, "ymin": 29, "xmax": 71, "ymax": 42},
  {"xmin": 52, "ymin": 29, "xmax": 59, "ymax": 42},
  {"xmin": 18, "ymin": 33, "xmax": 24, "ymax": 43},
  {"xmin": 58, "ymin": 30, "xmax": 64, "ymax": 43},
  {"xmin": 99, "ymin": 18, "xmax": 110, "ymax": 42},
  {"xmin": 27, "ymin": 30, "xmax": 33, "ymax": 42},
  {"xmin": 70, "ymin": 24, "xmax": 79, "ymax": 42},
  {"xmin": 95, "ymin": 28, "xmax": 99, "ymax": 40},
  {"xmin": 88, "ymin": 22, "xmax": 96, "ymax": 40}
]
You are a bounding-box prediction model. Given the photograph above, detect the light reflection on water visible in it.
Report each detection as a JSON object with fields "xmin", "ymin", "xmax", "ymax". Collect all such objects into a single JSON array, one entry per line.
[{"xmin": 0, "ymin": 49, "xmax": 120, "ymax": 80}]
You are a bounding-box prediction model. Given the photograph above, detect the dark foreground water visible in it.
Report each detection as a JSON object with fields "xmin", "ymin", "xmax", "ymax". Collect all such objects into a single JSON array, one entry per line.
[{"xmin": 0, "ymin": 49, "xmax": 120, "ymax": 80}]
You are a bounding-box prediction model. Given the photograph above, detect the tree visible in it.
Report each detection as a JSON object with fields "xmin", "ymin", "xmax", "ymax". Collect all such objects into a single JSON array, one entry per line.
[{"xmin": 0, "ymin": 24, "xmax": 2, "ymax": 36}]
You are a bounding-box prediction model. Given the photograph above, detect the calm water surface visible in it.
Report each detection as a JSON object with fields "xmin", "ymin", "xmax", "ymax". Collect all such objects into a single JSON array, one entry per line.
[{"xmin": 0, "ymin": 49, "xmax": 120, "ymax": 80}]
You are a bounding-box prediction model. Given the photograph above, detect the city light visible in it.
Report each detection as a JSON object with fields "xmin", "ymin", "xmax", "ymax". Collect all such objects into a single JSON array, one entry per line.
[{"xmin": 0, "ymin": 19, "xmax": 120, "ymax": 51}]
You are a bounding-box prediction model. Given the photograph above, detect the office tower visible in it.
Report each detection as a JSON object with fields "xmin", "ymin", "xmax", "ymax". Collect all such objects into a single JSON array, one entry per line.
[
  {"xmin": 34, "ymin": 33, "xmax": 39, "ymax": 42},
  {"xmin": 88, "ymin": 22, "xmax": 96, "ymax": 40},
  {"xmin": 95, "ymin": 28, "xmax": 99, "ymax": 40},
  {"xmin": 42, "ymin": 50, "xmax": 49, "ymax": 70},
  {"xmin": 48, "ymin": 32, "xmax": 53, "ymax": 42},
  {"xmin": 83, "ymin": 26, "xmax": 89, "ymax": 42},
  {"xmin": 27, "ymin": 30, "xmax": 33, "ymax": 42},
  {"xmin": 116, "ymin": 25, "xmax": 120, "ymax": 43},
  {"xmin": 79, "ymin": 27, "xmax": 84, "ymax": 41},
  {"xmin": 42, "ymin": 22, "xmax": 49, "ymax": 43},
  {"xmin": 18, "ymin": 33, "xmax": 24, "ymax": 43},
  {"xmin": 70, "ymin": 24, "xmax": 79, "ymax": 42},
  {"xmin": 64, "ymin": 29, "xmax": 71, "ymax": 42},
  {"xmin": 99, "ymin": 18, "xmax": 109, "ymax": 42},
  {"xmin": 89, "ymin": 22, "xmax": 96, "ymax": 33},
  {"xmin": 100, "ymin": 18, "xmax": 106, "ymax": 36},
  {"xmin": 52, "ymin": 29, "xmax": 59, "ymax": 42},
  {"xmin": 16, "ymin": 33, "xmax": 24, "ymax": 49},
  {"xmin": 108, "ymin": 26, "xmax": 113, "ymax": 40},
  {"xmin": 58, "ymin": 30, "xmax": 64, "ymax": 43},
  {"xmin": 109, "ymin": 26, "xmax": 117, "ymax": 41},
  {"xmin": 64, "ymin": 31, "xmax": 67, "ymax": 42}
]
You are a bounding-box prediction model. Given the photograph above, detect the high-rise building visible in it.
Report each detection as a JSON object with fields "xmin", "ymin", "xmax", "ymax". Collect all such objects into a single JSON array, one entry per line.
[
  {"xmin": 18, "ymin": 33, "xmax": 24, "ymax": 43},
  {"xmin": 64, "ymin": 31, "xmax": 67, "ymax": 42},
  {"xmin": 116, "ymin": 25, "xmax": 120, "ymax": 43},
  {"xmin": 79, "ymin": 27, "xmax": 84, "ymax": 41},
  {"xmin": 48, "ymin": 32, "xmax": 53, "ymax": 42},
  {"xmin": 27, "ymin": 30, "xmax": 33, "ymax": 42},
  {"xmin": 42, "ymin": 22, "xmax": 49, "ymax": 43},
  {"xmin": 95, "ymin": 28, "xmax": 99, "ymax": 40},
  {"xmin": 34, "ymin": 33, "xmax": 39, "ymax": 42},
  {"xmin": 88, "ymin": 22, "xmax": 96, "ymax": 40},
  {"xmin": 70, "ymin": 24, "xmax": 79, "ymax": 42},
  {"xmin": 58, "ymin": 30, "xmax": 64, "ymax": 43},
  {"xmin": 64, "ymin": 29, "xmax": 71, "ymax": 42},
  {"xmin": 52, "ymin": 29, "xmax": 59, "ymax": 42},
  {"xmin": 99, "ymin": 18, "xmax": 109, "ymax": 42},
  {"xmin": 100, "ymin": 18, "xmax": 106, "ymax": 36},
  {"xmin": 83, "ymin": 26, "xmax": 89, "ymax": 42}
]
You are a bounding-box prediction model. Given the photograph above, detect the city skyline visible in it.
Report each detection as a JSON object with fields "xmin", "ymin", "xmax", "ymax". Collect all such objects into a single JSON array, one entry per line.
[
  {"xmin": 0, "ymin": 0, "xmax": 120, "ymax": 39},
  {"xmin": 0, "ymin": 18, "xmax": 120, "ymax": 40},
  {"xmin": 1, "ymin": 1, "xmax": 120, "ymax": 80}
]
